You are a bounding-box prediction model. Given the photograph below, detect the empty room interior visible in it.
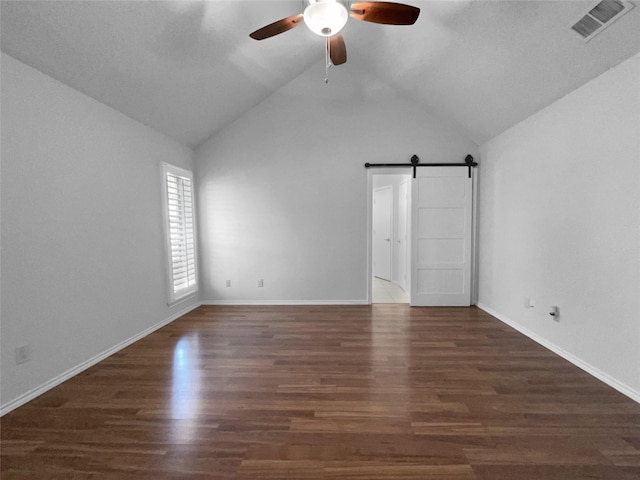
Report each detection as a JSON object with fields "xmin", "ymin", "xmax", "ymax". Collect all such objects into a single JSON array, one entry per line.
[{"xmin": 1, "ymin": 1, "xmax": 640, "ymax": 478}]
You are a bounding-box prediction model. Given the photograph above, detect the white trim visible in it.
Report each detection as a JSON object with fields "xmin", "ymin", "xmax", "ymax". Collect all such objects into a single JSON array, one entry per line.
[
  {"xmin": 470, "ymin": 167, "xmax": 479, "ymax": 305},
  {"xmin": 168, "ymin": 291, "xmax": 199, "ymax": 307},
  {"xmin": 201, "ymin": 299, "xmax": 369, "ymax": 306},
  {"xmin": 397, "ymin": 178, "xmax": 410, "ymax": 293},
  {"xmin": 0, "ymin": 302, "xmax": 202, "ymax": 417},
  {"xmin": 161, "ymin": 162, "xmax": 198, "ymax": 305},
  {"xmin": 477, "ymin": 303, "xmax": 640, "ymax": 404},
  {"xmin": 366, "ymin": 170, "xmax": 373, "ymax": 304}
]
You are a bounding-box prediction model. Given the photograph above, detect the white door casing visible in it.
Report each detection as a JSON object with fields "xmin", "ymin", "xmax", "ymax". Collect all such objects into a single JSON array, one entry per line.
[
  {"xmin": 397, "ymin": 179, "xmax": 409, "ymax": 292},
  {"xmin": 373, "ymin": 186, "xmax": 393, "ymax": 281},
  {"xmin": 410, "ymin": 167, "xmax": 472, "ymax": 306}
]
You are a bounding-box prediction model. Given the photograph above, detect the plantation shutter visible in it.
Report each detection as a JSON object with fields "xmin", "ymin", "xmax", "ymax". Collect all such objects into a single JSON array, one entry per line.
[{"xmin": 163, "ymin": 164, "xmax": 197, "ymax": 303}]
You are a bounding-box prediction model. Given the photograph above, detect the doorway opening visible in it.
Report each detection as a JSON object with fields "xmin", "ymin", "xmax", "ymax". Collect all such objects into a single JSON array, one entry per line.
[{"xmin": 370, "ymin": 173, "xmax": 411, "ymax": 304}]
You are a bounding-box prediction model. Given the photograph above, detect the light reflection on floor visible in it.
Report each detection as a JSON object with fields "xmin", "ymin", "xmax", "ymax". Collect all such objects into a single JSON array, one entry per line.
[
  {"xmin": 171, "ymin": 334, "xmax": 202, "ymax": 443},
  {"xmin": 370, "ymin": 303, "xmax": 410, "ymax": 413}
]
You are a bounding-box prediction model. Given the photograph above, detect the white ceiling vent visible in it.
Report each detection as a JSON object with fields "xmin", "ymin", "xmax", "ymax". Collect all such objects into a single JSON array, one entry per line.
[{"xmin": 571, "ymin": 0, "xmax": 634, "ymax": 41}]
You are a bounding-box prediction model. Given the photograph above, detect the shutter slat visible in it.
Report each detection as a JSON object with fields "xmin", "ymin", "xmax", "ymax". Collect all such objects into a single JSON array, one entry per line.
[{"xmin": 165, "ymin": 168, "xmax": 197, "ymax": 299}]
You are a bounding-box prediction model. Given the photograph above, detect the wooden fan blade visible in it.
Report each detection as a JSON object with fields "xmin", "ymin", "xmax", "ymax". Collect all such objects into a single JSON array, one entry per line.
[
  {"xmin": 328, "ymin": 34, "xmax": 347, "ymax": 65},
  {"xmin": 249, "ymin": 14, "xmax": 304, "ymax": 40},
  {"xmin": 350, "ymin": 2, "xmax": 420, "ymax": 25}
]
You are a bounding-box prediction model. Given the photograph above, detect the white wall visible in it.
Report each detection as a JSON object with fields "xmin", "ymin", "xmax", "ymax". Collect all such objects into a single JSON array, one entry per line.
[
  {"xmin": 478, "ymin": 53, "xmax": 640, "ymax": 400},
  {"xmin": 195, "ymin": 64, "xmax": 478, "ymax": 303},
  {"xmin": 1, "ymin": 54, "xmax": 198, "ymax": 412}
]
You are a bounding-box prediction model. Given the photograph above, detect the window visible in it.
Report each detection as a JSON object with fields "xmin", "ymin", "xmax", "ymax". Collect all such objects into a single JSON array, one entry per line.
[{"xmin": 162, "ymin": 163, "xmax": 197, "ymax": 304}]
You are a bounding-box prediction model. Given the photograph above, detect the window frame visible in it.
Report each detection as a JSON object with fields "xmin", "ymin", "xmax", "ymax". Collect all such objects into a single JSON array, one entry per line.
[{"xmin": 161, "ymin": 162, "xmax": 198, "ymax": 305}]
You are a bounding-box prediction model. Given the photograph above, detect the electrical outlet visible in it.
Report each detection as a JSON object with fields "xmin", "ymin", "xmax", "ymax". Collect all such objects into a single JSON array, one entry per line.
[
  {"xmin": 15, "ymin": 345, "xmax": 31, "ymax": 365},
  {"xmin": 226, "ymin": 280, "xmax": 231, "ymax": 287},
  {"xmin": 258, "ymin": 279, "xmax": 264, "ymax": 288}
]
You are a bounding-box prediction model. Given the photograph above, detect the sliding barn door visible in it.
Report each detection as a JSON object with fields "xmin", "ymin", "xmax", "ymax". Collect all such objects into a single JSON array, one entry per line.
[{"xmin": 410, "ymin": 167, "xmax": 472, "ymax": 306}]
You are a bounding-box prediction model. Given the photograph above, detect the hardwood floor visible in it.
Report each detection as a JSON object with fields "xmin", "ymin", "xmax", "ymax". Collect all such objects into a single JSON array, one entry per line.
[{"xmin": 2, "ymin": 305, "xmax": 639, "ymax": 479}]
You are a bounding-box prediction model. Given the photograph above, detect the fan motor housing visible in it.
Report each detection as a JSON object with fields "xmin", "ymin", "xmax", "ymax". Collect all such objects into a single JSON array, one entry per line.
[{"xmin": 304, "ymin": 0, "xmax": 350, "ymax": 37}]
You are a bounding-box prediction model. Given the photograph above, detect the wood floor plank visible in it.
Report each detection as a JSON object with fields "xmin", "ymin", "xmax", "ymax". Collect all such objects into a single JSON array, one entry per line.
[{"xmin": 2, "ymin": 305, "xmax": 640, "ymax": 479}]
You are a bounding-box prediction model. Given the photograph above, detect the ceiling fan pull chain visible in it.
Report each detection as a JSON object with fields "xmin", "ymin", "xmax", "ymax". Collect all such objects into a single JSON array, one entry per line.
[{"xmin": 325, "ymin": 37, "xmax": 330, "ymax": 84}]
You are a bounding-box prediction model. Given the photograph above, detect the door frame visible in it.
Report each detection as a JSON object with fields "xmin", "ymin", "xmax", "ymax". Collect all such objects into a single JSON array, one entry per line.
[
  {"xmin": 366, "ymin": 166, "xmax": 478, "ymax": 306},
  {"xmin": 366, "ymin": 168, "xmax": 412, "ymax": 304}
]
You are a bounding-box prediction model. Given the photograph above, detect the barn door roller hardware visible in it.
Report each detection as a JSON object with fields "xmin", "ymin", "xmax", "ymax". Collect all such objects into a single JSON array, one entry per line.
[{"xmin": 365, "ymin": 154, "xmax": 478, "ymax": 178}]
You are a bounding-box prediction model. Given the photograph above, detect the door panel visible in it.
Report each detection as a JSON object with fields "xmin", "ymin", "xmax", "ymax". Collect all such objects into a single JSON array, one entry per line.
[
  {"xmin": 417, "ymin": 238, "xmax": 465, "ymax": 264},
  {"xmin": 418, "ymin": 209, "xmax": 465, "ymax": 236},
  {"xmin": 417, "ymin": 269, "xmax": 464, "ymax": 295},
  {"xmin": 418, "ymin": 177, "xmax": 466, "ymax": 206},
  {"xmin": 411, "ymin": 167, "xmax": 472, "ymax": 306}
]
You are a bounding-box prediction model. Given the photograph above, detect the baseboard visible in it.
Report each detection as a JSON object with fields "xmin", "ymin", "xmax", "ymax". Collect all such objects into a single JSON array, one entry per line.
[
  {"xmin": 201, "ymin": 299, "xmax": 370, "ymax": 306},
  {"xmin": 0, "ymin": 302, "xmax": 202, "ymax": 416},
  {"xmin": 477, "ymin": 303, "xmax": 640, "ymax": 404}
]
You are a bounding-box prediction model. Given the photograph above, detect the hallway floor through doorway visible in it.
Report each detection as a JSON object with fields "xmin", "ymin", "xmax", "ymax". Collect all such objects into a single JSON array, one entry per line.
[{"xmin": 372, "ymin": 277, "xmax": 408, "ymax": 303}]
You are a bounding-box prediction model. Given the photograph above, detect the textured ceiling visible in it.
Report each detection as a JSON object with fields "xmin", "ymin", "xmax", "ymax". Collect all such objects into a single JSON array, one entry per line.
[{"xmin": 2, "ymin": 1, "xmax": 639, "ymax": 148}]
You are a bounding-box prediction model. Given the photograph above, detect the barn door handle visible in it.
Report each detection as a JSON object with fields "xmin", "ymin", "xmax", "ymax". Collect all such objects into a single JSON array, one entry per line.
[{"xmin": 385, "ymin": 238, "xmax": 391, "ymax": 242}]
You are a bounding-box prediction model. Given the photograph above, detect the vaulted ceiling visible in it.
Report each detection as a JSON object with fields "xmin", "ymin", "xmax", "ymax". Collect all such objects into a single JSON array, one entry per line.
[{"xmin": 2, "ymin": 1, "xmax": 639, "ymax": 148}]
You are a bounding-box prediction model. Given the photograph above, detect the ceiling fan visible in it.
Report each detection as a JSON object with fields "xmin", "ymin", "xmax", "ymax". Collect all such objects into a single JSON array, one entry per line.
[{"xmin": 249, "ymin": 0, "xmax": 420, "ymax": 70}]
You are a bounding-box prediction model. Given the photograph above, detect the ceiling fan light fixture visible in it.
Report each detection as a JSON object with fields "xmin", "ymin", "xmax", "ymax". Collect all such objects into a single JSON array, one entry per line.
[{"xmin": 304, "ymin": 0, "xmax": 348, "ymax": 37}]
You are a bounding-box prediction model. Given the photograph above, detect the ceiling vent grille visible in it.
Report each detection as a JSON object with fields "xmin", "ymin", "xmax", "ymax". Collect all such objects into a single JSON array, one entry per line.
[{"xmin": 571, "ymin": 0, "xmax": 634, "ymax": 41}]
